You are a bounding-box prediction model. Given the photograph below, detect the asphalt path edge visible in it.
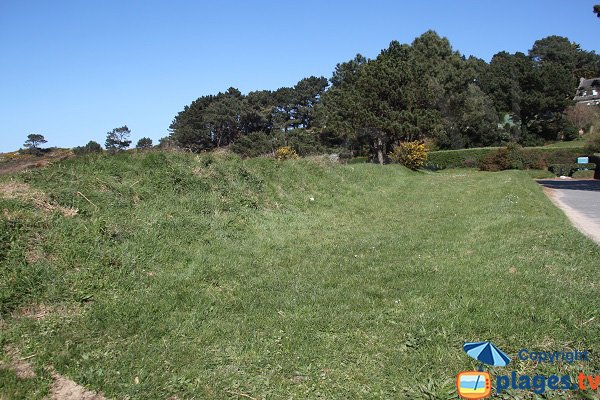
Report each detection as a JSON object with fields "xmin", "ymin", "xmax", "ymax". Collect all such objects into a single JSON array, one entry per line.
[{"xmin": 542, "ymin": 187, "xmax": 600, "ymax": 245}]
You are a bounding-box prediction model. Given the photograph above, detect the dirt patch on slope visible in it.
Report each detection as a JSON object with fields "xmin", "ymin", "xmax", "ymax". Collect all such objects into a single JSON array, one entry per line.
[
  {"xmin": 48, "ymin": 370, "xmax": 107, "ymax": 400},
  {"xmin": 1, "ymin": 346, "xmax": 36, "ymax": 379},
  {"xmin": 0, "ymin": 181, "xmax": 78, "ymax": 217},
  {"xmin": 1, "ymin": 345, "xmax": 107, "ymax": 399},
  {"xmin": 0, "ymin": 149, "xmax": 73, "ymax": 176},
  {"xmin": 12, "ymin": 303, "xmax": 82, "ymax": 321},
  {"xmin": 0, "ymin": 159, "xmax": 50, "ymax": 175}
]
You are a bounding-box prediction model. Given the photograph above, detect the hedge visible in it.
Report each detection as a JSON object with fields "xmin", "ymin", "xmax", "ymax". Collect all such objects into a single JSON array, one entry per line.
[
  {"xmin": 426, "ymin": 147, "xmax": 588, "ymax": 170},
  {"xmin": 548, "ymin": 163, "xmax": 596, "ymax": 177},
  {"xmin": 426, "ymin": 148, "xmax": 498, "ymax": 169}
]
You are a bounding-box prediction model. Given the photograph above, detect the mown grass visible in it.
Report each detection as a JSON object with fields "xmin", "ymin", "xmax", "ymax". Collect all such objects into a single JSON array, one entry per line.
[
  {"xmin": 541, "ymin": 139, "xmax": 585, "ymax": 149},
  {"xmin": 1, "ymin": 152, "xmax": 599, "ymax": 399}
]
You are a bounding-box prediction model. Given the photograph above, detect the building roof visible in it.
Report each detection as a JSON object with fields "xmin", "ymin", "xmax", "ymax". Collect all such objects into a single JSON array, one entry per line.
[{"xmin": 574, "ymin": 77, "xmax": 600, "ymax": 105}]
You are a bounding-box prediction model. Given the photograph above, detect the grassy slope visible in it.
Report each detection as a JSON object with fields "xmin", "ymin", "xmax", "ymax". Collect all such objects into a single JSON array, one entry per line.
[
  {"xmin": 541, "ymin": 139, "xmax": 585, "ymax": 149},
  {"xmin": 1, "ymin": 152, "xmax": 599, "ymax": 399}
]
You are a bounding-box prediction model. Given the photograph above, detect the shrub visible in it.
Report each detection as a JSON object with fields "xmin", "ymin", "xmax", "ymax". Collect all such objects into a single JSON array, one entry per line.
[
  {"xmin": 73, "ymin": 141, "xmax": 103, "ymax": 156},
  {"xmin": 585, "ymin": 131, "xmax": 600, "ymax": 153},
  {"xmin": 562, "ymin": 125, "xmax": 580, "ymax": 141},
  {"xmin": 505, "ymin": 142, "xmax": 525, "ymax": 170},
  {"xmin": 462, "ymin": 158, "xmax": 478, "ymax": 168},
  {"xmin": 426, "ymin": 148, "xmax": 497, "ymax": 169},
  {"xmin": 479, "ymin": 148, "xmax": 512, "ymax": 171},
  {"xmin": 157, "ymin": 136, "xmax": 181, "ymax": 151},
  {"xmin": 548, "ymin": 163, "xmax": 596, "ymax": 177},
  {"xmin": 519, "ymin": 149, "xmax": 547, "ymax": 169},
  {"xmin": 479, "ymin": 144, "xmax": 533, "ymax": 171},
  {"xmin": 543, "ymin": 148, "xmax": 586, "ymax": 164},
  {"xmin": 479, "ymin": 145, "xmax": 589, "ymax": 172},
  {"xmin": 388, "ymin": 141, "xmax": 427, "ymax": 170},
  {"xmin": 572, "ymin": 169, "xmax": 595, "ymax": 179},
  {"xmin": 427, "ymin": 146, "xmax": 586, "ymax": 171},
  {"xmin": 136, "ymin": 137, "xmax": 153, "ymax": 149},
  {"xmin": 346, "ymin": 156, "xmax": 369, "ymax": 164},
  {"xmin": 275, "ymin": 146, "xmax": 299, "ymax": 161}
]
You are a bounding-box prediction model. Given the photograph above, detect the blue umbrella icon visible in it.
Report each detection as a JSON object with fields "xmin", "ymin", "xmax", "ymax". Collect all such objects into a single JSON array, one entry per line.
[
  {"xmin": 462, "ymin": 341, "xmax": 510, "ymax": 395},
  {"xmin": 463, "ymin": 341, "xmax": 511, "ymax": 368}
]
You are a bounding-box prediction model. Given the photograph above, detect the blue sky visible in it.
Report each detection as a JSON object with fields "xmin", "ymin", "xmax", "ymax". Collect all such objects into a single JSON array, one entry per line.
[{"xmin": 0, "ymin": 0, "xmax": 598, "ymax": 152}]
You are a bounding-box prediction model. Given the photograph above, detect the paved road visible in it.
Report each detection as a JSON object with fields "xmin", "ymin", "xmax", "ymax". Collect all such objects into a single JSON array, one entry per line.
[{"xmin": 537, "ymin": 179, "xmax": 600, "ymax": 244}]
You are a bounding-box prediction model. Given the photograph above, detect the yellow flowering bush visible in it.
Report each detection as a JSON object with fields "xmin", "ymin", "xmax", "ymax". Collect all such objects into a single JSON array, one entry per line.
[
  {"xmin": 388, "ymin": 141, "xmax": 427, "ymax": 170},
  {"xmin": 275, "ymin": 146, "xmax": 299, "ymax": 161}
]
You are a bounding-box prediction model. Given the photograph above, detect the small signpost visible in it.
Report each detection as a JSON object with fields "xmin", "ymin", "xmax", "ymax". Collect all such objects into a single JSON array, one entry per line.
[{"xmin": 577, "ymin": 157, "xmax": 589, "ymax": 164}]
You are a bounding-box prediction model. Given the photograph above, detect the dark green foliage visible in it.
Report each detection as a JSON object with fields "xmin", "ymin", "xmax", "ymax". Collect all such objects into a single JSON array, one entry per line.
[
  {"xmin": 562, "ymin": 125, "xmax": 580, "ymax": 141},
  {"xmin": 105, "ymin": 126, "xmax": 132, "ymax": 152},
  {"xmin": 169, "ymin": 31, "xmax": 600, "ymax": 159},
  {"xmin": 427, "ymin": 145, "xmax": 586, "ymax": 170},
  {"xmin": 478, "ymin": 147, "xmax": 513, "ymax": 171},
  {"xmin": 478, "ymin": 143, "xmax": 541, "ymax": 171},
  {"xmin": 169, "ymin": 78, "xmax": 327, "ymax": 152},
  {"xmin": 542, "ymin": 148, "xmax": 588, "ymax": 163},
  {"xmin": 426, "ymin": 148, "xmax": 498, "ymax": 169},
  {"xmin": 23, "ymin": 133, "xmax": 47, "ymax": 154},
  {"xmin": 73, "ymin": 140, "xmax": 103, "ymax": 155},
  {"xmin": 230, "ymin": 131, "xmax": 275, "ymax": 158},
  {"xmin": 230, "ymin": 129, "xmax": 324, "ymax": 158},
  {"xmin": 585, "ymin": 130, "xmax": 600, "ymax": 152},
  {"xmin": 595, "ymin": 4, "xmax": 600, "ymax": 17},
  {"xmin": 158, "ymin": 136, "xmax": 177, "ymax": 149},
  {"xmin": 286, "ymin": 129, "xmax": 323, "ymax": 156},
  {"xmin": 479, "ymin": 146, "xmax": 588, "ymax": 172},
  {"xmin": 345, "ymin": 156, "xmax": 369, "ymax": 164},
  {"xmin": 136, "ymin": 137, "xmax": 153, "ymax": 149},
  {"xmin": 481, "ymin": 36, "xmax": 600, "ymax": 144},
  {"xmin": 321, "ymin": 32, "xmax": 467, "ymax": 163},
  {"xmin": 548, "ymin": 163, "xmax": 596, "ymax": 176}
]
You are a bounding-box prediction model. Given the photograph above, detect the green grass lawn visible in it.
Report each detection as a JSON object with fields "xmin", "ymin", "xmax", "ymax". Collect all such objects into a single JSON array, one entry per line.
[
  {"xmin": 540, "ymin": 139, "xmax": 585, "ymax": 149},
  {"xmin": 1, "ymin": 152, "xmax": 599, "ymax": 399}
]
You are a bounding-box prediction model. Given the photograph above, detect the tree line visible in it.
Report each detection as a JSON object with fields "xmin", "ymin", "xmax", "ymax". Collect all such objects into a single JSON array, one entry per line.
[
  {"xmin": 169, "ymin": 31, "xmax": 600, "ymax": 163},
  {"xmin": 21, "ymin": 127, "xmax": 154, "ymax": 155}
]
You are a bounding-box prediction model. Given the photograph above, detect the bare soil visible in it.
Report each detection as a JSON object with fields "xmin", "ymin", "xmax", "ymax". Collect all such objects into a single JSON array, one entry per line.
[
  {"xmin": 1, "ymin": 346, "xmax": 107, "ymax": 399},
  {"xmin": 0, "ymin": 181, "xmax": 78, "ymax": 217},
  {"xmin": 1, "ymin": 346, "xmax": 36, "ymax": 379},
  {"xmin": 47, "ymin": 371, "xmax": 107, "ymax": 400}
]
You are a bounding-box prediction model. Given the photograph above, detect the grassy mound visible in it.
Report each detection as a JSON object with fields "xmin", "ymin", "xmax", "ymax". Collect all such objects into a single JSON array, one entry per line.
[{"xmin": 1, "ymin": 152, "xmax": 599, "ymax": 399}]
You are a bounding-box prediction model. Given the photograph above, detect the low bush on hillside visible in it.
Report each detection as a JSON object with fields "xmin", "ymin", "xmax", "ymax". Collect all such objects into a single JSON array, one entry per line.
[
  {"xmin": 275, "ymin": 146, "xmax": 299, "ymax": 160},
  {"xmin": 426, "ymin": 148, "xmax": 497, "ymax": 169},
  {"xmin": 479, "ymin": 147, "xmax": 513, "ymax": 171},
  {"xmin": 231, "ymin": 129, "xmax": 325, "ymax": 158},
  {"xmin": 345, "ymin": 156, "xmax": 369, "ymax": 164},
  {"xmin": 73, "ymin": 141, "xmax": 103, "ymax": 156},
  {"xmin": 480, "ymin": 146, "xmax": 592, "ymax": 173},
  {"xmin": 548, "ymin": 163, "xmax": 596, "ymax": 177},
  {"xmin": 585, "ymin": 131, "xmax": 600, "ymax": 153},
  {"xmin": 427, "ymin": 145, "xmax": 588, "ymax": 172},
  {"xmin": 388, "ymin": 141, "xmax": 427, "ymax": 170},
  {"xmin": 572, "ymin": 169, "xmax": 595, "ymax": 179}
]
